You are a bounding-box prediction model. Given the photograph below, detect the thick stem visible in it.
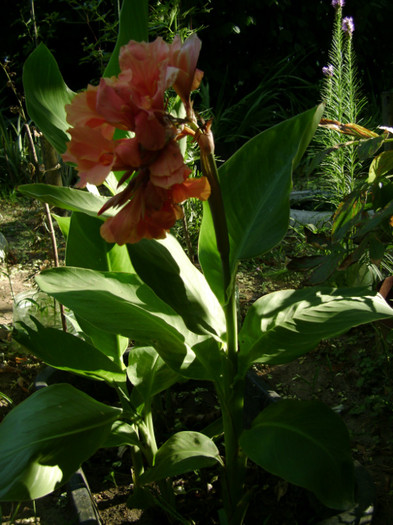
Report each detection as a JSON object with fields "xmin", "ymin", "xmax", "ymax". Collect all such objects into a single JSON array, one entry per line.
[
  {"xmin": 198, "ymin": 128, "xmax": 246, "ymax": 523},
  {"xmin": 216, "ymin": 377, "xmax": 247, "ymax": 524}
]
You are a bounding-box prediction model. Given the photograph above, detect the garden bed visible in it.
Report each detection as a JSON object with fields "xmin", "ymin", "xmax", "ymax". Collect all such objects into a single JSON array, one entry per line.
[{"xmin": 0, "ymin": 198, "xmax": 392, "ymax": 524}]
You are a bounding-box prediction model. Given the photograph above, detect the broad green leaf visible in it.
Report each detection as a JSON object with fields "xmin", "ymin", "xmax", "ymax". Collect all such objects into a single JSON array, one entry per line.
[
  {"xmin": 19, "ymin": 184, "xmax": 113, "ymax": 218},
  {"xmin": 14, "ymin": 319, "xmax": 126, "ymax": 383},
  {"xmin": 238, "ymin": 287, "xmax": 393, "ymax": 376},
  {"xmin": 307, "ymin": 250, "xmax": 345, "ymax": 285},
  {"xmin": 102, "ymin": 421, "xmax": 141, "ymax": 448},
  {"xmin": 369, "ymin": 235, "xmax": 386, "ymax": 264},
  {"xmin": 66, "ymin": 212, "xmax": 132, "ymax": 361},
  {"xmin": 36, "ymin": 267, "xmax": 223, "ymax": 380},
  {"xmin": 199, "ymin": 105, "xmax": 324, "ymax": 304},
  {"xmin": 368, "ymin": 149, "xmax": 393, "ymax": 183},
  {"xmin": 0, "ymin": 384, "xmax": 121, "ymax": 501},
  {"xmin": 104, "ymin": 0, "xmax": 148, "ymax": 78},
  {"xmin": 356, "ymin": 199, "xmax": 393, "ymax": 237},
  {"xmin": 67, "ymin": 212, "xmax": 133, "ymax": 273},
  {"xmin": 127, "ymin": 346, "xmax": 180, "ymax": 401},
  {"xmin": 140, "ymin": 431, "xmax": 223, "ymax": 484},
  {"xmin": 127, "ymin": 235, "xmax": 226, "ymax": 339},
  {"xmin": 357, "ymin": 135, "xmax": 385, "ymax": 160},
  {"xmin": 23, "ymin": 43, "xmax": 75, "ymax": 154},
  {"xmin": 332, "ymin": 194, "xmax": 364, "ymax": 242},
  {"xmin": 240, "ymin": 400, "xmax": 354, "ymax": 510}
]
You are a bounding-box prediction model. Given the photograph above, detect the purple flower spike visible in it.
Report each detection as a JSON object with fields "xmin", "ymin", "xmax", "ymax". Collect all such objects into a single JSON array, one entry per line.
[
  {"xmin": 332, "ymin": 0, "xmax": 345, "ymax": 8},
  {"xmin": 342, "ymin": 16, "xmax": 355, "ymax": 35},
  {"xmin": 322, "ymin": 64, "xmax": 334, "ymax": 77}
]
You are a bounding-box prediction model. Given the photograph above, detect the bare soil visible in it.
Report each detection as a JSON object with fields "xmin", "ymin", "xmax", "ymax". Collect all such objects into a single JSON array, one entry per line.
[{"xmin": 0, "ymin": 198, "xmax": 392, "ymax": 524}]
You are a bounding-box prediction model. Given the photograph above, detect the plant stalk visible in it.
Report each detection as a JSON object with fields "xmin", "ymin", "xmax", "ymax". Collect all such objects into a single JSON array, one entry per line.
[{"xmin": 199, "ymin": 129, "xmax": 246, "ymax": 523}]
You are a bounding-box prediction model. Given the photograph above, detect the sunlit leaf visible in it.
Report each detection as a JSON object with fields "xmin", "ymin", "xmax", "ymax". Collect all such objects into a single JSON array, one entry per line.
[
  {"xmin": 140, "ymin": 431, "xmax": 223, "ymax": 484},
  {"xmin": 199, "ymin": 105, "xmax": 324, "ymax": 304},
  {"xmin": 104, "ymin": 0, "xmax": 148, "ymax": 78},
  {"xmin": 23, "ymin": 44, "xmax": 75, "ymax": 154},
  {"xmin": 0, "ymin": 384, "xmax": 120, "ymax": 501},
  {"xmin": 19, "ymin": 184, "xmax": 112, "ymax": 217},
  {"xmin": 36, "ymin": 267, "xmax": 223, "ymax": 380},
  {"xmin": 238, "ymin": 287, "xmax": 393, "ymax": 375}
]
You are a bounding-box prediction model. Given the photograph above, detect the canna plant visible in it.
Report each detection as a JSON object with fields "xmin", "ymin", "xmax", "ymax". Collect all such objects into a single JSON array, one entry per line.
[{"xmin": 1, "ymin": 2, "xmax": 393, "ymax": 524}]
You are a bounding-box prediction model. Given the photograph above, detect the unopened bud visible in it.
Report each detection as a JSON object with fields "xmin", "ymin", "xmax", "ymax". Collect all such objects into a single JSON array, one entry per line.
[{"xmin": 196, "ymin": 120, "xmax": 215, "ymax": 155}]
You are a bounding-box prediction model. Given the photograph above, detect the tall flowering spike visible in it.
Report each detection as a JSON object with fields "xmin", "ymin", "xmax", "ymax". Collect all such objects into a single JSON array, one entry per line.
[
  {"xmin": 63, "ymin": 34, "xmax": 210, "ymax": 244},
  {"xmin": 342, "ymin": 16, "xmax": 355, "ymax": 36}
]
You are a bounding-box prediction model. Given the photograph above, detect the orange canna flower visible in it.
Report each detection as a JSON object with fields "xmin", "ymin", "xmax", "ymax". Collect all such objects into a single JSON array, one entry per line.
[
  {"xmin": 100, "ymin": 181, "xmax": 182, "ymax": 244},
  {"xmin": 118, "ymin": 37, "xmax": 174, "ymax": 112},
  {"xmin": 63, "ymin": 34, "xmax": 210, "ymax": 244},
  {"xmin": 149, "ymin": 140, "xmax": 191, "ymax": 188},
  {"xmin": 169, "ymin": 34, "xmax": 204, "ymax": 114},
  {"xmin": 62, "ymin": 125, "xmax": 116, "ymax": 187},
  {"xmin": 65, "ymin": 85, "xmax": 106, "ymax": 129}
]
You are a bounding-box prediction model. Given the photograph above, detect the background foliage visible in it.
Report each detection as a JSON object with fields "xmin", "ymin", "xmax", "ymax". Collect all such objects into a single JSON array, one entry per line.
[{"xmin": 1, "ymin": 0, "xmax": 393, "ymax": 190}]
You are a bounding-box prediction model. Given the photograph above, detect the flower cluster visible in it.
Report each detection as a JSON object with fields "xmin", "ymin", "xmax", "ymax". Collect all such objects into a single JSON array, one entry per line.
[
  {"xmin": 322, "ymin": 64, "xmax": 334, "ymax": 77},
  {"xmin": 331, "ymin": 0, "xmax": 345, "ymax": 8},
  {"xmin": 63, "ymin": 35, "xmax": 210, "ymax": 245},
  {"xmin": 342, "ymin": 16, "xmax": 355, "ymax": 36}
]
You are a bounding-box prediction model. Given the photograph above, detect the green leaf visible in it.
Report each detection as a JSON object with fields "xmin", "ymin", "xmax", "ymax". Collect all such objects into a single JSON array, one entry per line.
[
  {"xmin": 368, "ymin": 149, "xmax": 393, "ymax": 183},
  {"xmin": 14, "ymin": 319, "xmax": 126, "ymax": 383},
  {"xmin": 36, "ymin": 267, "xmax": 223, "ymax": 380},
  {"xmin": 238, "ymin": 287, "xmax": 393, "ymax": 376},
  {"xmin": 307, "ymin": 250, "xmax": 346, "ymax": 285},
  {"xmin": 140, "ymin": 431, "xmax": 223, "ymax": 484},
  {"xmin": 102, "ymin": 421, "xmax": 141, "ymax": 448},
  {"xmin": 52, "ymin": 214, "xmax": 70, "ymax": 241},
  {"xmin": 18, "ymin": 184, "xmax": 113, "ymax": 218},
  {"xmin": 127, "ymin": 235, "xmax": 226, "ymax": 339},
  {"xmin": 104, "ymin": 0, "xmax": 148, "ymax": 78},
  {"xmin": 127, "ymin": 346, "xmax": 180, "ymax": 401},
  {"xmin": 357, "ymin": 135, "xmax": 385, "ymax": 160},
  {"xmin": 66, "ymin": 212, "xmax": 132, "ymax": 361},
  {"xmin": 23, "ymin": 43, "xmax": 75, "ymax": 154},
  {"xmin": 67, "ymin": 212, "xmax": 133, "ymax": 273},
  {"xmin": 356, "ymin": 199, "xmax": 393, "ymax": 237},
  {"xmin": 240, "ymin": 400, "xmax": 355, "ymax": 510},
  {"xmin": 0, "ymin": 384, "xmax": 121, "ymax": 501},
  {"xmin": 332, "ymin": 193, "xmax": 364, "ymax": 242},
  {"xmin": 199, "ymin": 105, "xmax": 324, "ymax": 304}
]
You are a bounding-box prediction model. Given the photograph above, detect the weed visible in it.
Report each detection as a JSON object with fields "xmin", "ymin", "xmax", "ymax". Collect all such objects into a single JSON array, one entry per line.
[{"xmin": 311, "ymin": 3, "xmax": 367, "ymax": 206}]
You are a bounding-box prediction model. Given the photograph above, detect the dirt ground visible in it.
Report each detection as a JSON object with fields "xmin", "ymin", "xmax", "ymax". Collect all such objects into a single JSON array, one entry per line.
[{"xmin": 1, "ymin": 197, "xmax": 392, "ymax": 524}]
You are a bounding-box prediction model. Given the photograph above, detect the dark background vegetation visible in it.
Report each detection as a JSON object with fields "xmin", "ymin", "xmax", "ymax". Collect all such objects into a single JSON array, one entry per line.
[
  {"xmin": 1, "ymin": 0, "xmax": 393, "ymax": 167},
  {"xmin": 2, "ymin": 1, "xmax": 393, "ymax": 98}
]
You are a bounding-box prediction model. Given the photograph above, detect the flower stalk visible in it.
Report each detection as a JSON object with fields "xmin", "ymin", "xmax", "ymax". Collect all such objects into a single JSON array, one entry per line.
[{"xmin": 197, "ymin": 124, "xmax": 247, "ymax": 523}]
